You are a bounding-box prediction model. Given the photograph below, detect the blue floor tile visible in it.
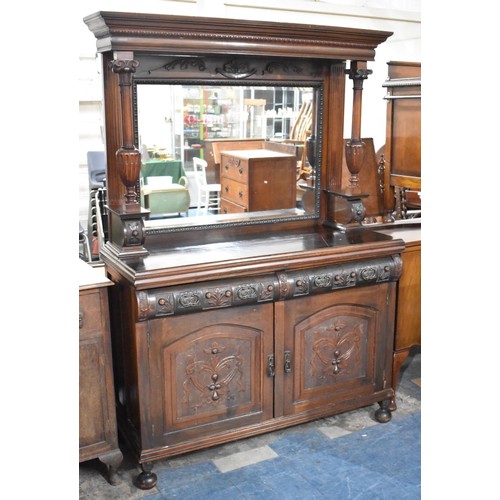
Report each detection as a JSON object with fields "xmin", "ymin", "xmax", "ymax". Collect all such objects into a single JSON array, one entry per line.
[{"xmin": 148, "ymin": 413, "xmax": 420, "ymax": 499}]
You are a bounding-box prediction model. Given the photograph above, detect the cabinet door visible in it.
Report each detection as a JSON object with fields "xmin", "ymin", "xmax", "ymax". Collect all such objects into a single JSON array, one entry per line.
[
  {"xmin": 146, "ymin": 304, "xmax": 274, "ymax": 449},
  {"xmin": 79, "ymin": 288, "xmax": 118, "ymax": 460},
  {"xmin": 277, "ymin": 284, "xmax": 394, "ymax": 417}
]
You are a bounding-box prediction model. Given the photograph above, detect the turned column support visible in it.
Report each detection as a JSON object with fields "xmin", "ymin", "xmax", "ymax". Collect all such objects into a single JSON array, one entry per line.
[
  {"xmin": 345, "ymin": 60, "xmax": 372, "ymax": 195},
  {"xmin": 329, "ymin": 61, "xmax": 372, "ymax": 228},
  {"xmin": 110, "ymin": 52, "xmax": 141, "ymax": 209},
  {"xmin": 105, "ymin": 51, "xmax": 149, "ymax": 259}
]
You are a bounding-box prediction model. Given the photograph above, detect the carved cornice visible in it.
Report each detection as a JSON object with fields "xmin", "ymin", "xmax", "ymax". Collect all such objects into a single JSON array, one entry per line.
[
  {"xmin": 136, "ymin": 255, "xmax": 400, "ymax": 320},
  {"xmin": 99, "ymin": 28, "xmax": 383, "ymax": 51},
  {"xmin": 84, "ymin": 12, "xmax": 392, "ymax": 60}
]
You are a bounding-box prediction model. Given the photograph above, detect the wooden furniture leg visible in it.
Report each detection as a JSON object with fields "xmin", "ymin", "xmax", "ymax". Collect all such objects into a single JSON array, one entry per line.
[
  {"xmin": 375, "ymin": 399, "xmax": 392, "ymax": 423},
  {"xmin": 99, "ymin": 449, "xmax": 123, "ymax": 485},
  {"xmin": 137, "ymin": 462, "xmax": 157, "ymax": 490},
  {"xmin": 389, "ymin": 348, "xmax": 411, "ymax": 410}
]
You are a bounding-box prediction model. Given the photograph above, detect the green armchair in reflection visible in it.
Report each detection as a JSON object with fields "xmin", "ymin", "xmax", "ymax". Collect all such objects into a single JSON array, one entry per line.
[{"xmin": 140, "ymin": 175, "xmax": 191, "ymax": 218}]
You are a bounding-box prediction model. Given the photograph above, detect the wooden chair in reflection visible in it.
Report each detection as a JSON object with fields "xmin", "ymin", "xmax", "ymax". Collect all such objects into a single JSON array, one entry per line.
[{"xmin": 193, "ymin": 157, "xmax": 221, "ymax": 215}]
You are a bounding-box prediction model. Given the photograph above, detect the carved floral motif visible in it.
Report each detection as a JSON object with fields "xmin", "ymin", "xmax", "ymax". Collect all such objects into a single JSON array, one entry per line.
[
  {"xmin": 310, "ymin": 319, "xmax": 362, "ymax": 380},
  {"xmin": 135, "ymin": 256, "xmax": 398, "ymax": 320},
  {"xmin": 182, "ymin": 342, "xmax": 244, "ymax": 410},
  {"xmin": 216, "ymin": 59, "xmax": 257, "ymax": 79}
]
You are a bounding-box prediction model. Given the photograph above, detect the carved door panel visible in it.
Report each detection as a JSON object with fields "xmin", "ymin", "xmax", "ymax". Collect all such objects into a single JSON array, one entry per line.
[
  {"xmin": 278, "ymin": 284, "xmax": 393, "ymax": 417},
  {"xmin": 146, "ymin": 303, "xmax": 274, "ymax": 448}
]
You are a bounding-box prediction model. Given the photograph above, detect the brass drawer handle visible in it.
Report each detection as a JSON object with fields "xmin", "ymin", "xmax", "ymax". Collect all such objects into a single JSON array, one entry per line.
[
  {"xmin": 284, "ymin": 351, "xmax": 292, "ymax": 373},
  {"xmin": 225, "ymin": 185, "xmax": 229, "ymax": 192},
  {"xmin": 238, "ymin": 167, "xmax": 243, "ymax": 175},
  {"xmin": 267, "ymin": 354, "xmax": 275, "ymax": 377},
  {"xmin": 332, "ymin": 349, "xmax": 341, "ymax": 375},
  {"xmin": 238, "ymin": 190, "xmax": 243, "ymax": 198}
]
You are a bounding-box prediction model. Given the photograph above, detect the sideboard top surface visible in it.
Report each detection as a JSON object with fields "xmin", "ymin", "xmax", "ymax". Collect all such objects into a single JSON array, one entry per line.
[
  {"xmin": 103, "ymin": 227, "xmax": 404, "ymax": 289},
  {"xmin": 79, "ymin": 259, "xmax": 112, "ymax": 290}
]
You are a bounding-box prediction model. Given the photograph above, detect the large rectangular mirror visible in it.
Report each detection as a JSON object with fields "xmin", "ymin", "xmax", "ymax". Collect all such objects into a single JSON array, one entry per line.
[{"xmin": 133, "ymin": 81, "xmax": 322, "ymax": 232}]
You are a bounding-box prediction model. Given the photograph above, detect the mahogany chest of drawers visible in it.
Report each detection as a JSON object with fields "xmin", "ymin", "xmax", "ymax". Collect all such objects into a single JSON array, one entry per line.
[{"xmin": 220, "ymin": 149, "xmax": 296, "ymax": 213}]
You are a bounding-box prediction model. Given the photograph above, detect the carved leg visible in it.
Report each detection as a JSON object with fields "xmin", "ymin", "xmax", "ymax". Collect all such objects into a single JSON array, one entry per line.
[
  {"xmin": 136, "ymin": 462, "xmax": 157, "ymax": 490},
  {"xmin": 98, "ymin": 449, "xmax": 123, "ymax": 485},
  {"xmin": 375, "ymin": 399, "xmax": 392, "ymax": 423},
  {"xmin": 390, "ymin": 349, "xmax": 411, "ymax": 411}
]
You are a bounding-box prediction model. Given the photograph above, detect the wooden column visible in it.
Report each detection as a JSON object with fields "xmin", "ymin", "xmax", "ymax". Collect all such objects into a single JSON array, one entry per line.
[
  {"xmin": 330, "ymin": 60, "xmax": 372, "ymax": 228},
  {"xmin": 345, "ymin": 61, "xmax": 372, "ymax": 194},
  {"xmin": 105, "ymin": 51, "xmax": 149, "ymax": 259},
  {"xmin": 110, "ymin": 52, "xmax": 141, "ymax": 209}
]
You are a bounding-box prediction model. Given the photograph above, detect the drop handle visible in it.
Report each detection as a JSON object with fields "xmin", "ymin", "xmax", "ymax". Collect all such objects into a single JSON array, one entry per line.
[
  {"xmin": 284, "ymin": 351, "xmax": 292, "ymax": 373},
  {"xmin": 238, "ymin": 190, "xmax": 243, "ymax": 198},
  {"xmin": 238, "ymin": 167, "xmax": 243, "ymax": 175},
  {"xmin": 331, "ymin": 349, "xmax": 341, "ymax": 374},
  {"xmin": 267, "ymin": 354, "xmax": 275, "ymax": 377},
  {"xmin": 225, "ymin": 185, "xmax": 229, "ymax": 192}
]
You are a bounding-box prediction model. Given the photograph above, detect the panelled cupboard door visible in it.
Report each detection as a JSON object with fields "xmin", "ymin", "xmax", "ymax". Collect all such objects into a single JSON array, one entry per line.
[
  {"xmin": 277, "ymin": 284, "xmax": 393, "ymax": 417},
  {"xmin": 145, "ymin": 304, "xmax": 274, "ymax": 449}
]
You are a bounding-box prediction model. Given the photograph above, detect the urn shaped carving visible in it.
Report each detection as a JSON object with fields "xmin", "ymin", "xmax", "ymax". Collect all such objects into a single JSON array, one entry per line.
[{"xmin": 116, "ymin": 147, "xmax": 141, "ymax": 206}]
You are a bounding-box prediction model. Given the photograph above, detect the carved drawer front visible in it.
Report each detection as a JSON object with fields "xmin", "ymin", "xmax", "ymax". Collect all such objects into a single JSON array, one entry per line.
[
  {"xmin": 146, "ymin": 304, "xmax": 274, "ymax": 448},
  {"xmin": 280, "ymin": 284, "xmax": 393, "ymax": 417},
  {"xmin": 222, "ymin": 177, "xmax": 249, "ymax": 206},
  {"xmin": 221, "ymin": 155, "xmax": 249, "ymax": 182},
  {"xmin": 221, "ymin": 198, "xmax": 247, "ymax": 214}
]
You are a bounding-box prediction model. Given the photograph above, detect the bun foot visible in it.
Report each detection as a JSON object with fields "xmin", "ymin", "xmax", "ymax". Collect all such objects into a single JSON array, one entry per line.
[
  {"xmin": 136, "ymin": 462, "xmax": 157, "ymax": 490},
  {"xmin": 375, "ymin": 399, "xmax": 392, "ymax": 423}
]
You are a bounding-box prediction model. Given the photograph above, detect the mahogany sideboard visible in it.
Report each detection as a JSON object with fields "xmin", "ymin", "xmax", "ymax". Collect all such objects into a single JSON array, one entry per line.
[
  {"xmin": 79, "ymin": 260, "xmax": 122, "ymax": 484},
  {"xmin": 83, "ymin": 11, "xmax": 405, "ymax": 490}
]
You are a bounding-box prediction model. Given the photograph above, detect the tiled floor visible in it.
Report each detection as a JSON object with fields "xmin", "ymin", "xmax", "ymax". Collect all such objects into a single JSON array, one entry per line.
[{"xmin": 80, "ymin": 350, "xmax": 420, "ymax": 499}]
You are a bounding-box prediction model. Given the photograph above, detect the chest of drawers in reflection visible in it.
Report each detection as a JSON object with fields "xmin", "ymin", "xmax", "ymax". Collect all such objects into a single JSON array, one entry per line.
[{"xmin": 220, "ymin": 149, "xmax": 296, "ymax": 214}]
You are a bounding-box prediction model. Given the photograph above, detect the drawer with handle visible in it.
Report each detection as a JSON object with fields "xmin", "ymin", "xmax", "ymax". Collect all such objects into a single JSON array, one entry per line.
[
  {"xmin": 222, "ymin": 177, "xmax": 249, "ymax": 206},
  {"xmin": 221, "ymin": 154, "xmax": 249, "ymax": 182}
]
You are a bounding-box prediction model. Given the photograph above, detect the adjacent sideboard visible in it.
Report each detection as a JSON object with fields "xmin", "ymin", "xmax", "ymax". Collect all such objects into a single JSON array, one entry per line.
[{"xmin": 79, "ymin": 260, "xmax": 123, "ymax": 484}]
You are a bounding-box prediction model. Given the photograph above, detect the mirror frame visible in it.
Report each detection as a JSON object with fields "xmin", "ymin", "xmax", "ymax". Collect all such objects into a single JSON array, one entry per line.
[
  {"xmin": 83, "ymin": 11, "xmax": 393, "ymax": 259},
  {"xmin": 132, "ymin": 78, "xmax": 324, "ymax": 234}
]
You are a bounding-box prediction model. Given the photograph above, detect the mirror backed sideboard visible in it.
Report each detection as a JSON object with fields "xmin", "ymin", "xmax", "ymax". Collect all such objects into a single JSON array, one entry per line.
[{"xmin": 83, "ymin": 11, "xmax": 408, "ymax": 491}]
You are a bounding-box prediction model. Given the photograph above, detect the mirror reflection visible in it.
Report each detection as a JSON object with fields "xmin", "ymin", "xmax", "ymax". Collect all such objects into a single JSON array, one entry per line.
[{"xmin": 135, "ymin": 83, "xmax": 318, "ymax": 229}]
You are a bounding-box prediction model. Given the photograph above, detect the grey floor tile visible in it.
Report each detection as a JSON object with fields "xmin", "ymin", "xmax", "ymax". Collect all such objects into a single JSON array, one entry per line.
[{"xmin": 213, "ymin": 445, "xmax": 278, "ymax": 473}]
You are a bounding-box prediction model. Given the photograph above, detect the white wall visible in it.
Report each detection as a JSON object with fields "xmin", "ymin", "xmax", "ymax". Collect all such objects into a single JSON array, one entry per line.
[{"xmin": 77, "ymin": 0, "xmax": 420, "ymax": 226}]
